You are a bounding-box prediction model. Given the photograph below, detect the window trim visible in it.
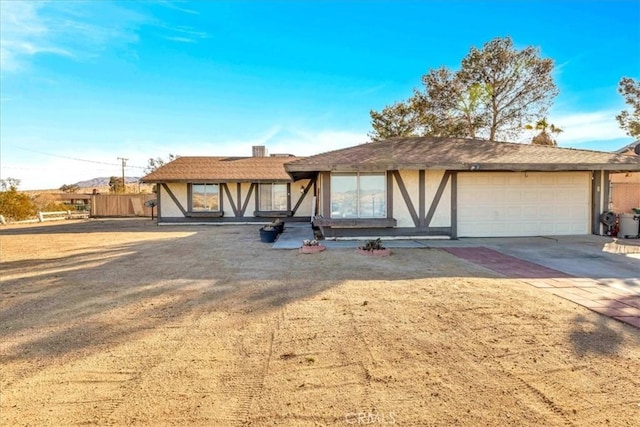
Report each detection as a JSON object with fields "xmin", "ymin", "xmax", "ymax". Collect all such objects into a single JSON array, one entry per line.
[
  {"xmin": 188, "ymin": 183, "xmax": 221, "ymax": 213},
  {"xmin": 258, "ymin": 182, "xmax": 289, "ymax": 212},
  {"xmin": 330, "ymin": 172, "xmax": 387, "ymax": 219}
]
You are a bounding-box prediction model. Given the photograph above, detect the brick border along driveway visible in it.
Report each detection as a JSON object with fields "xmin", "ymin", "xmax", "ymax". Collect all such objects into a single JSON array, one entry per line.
[{"xmin": 443, "ymin": 247, "xmax": 640, "ymax": 329}]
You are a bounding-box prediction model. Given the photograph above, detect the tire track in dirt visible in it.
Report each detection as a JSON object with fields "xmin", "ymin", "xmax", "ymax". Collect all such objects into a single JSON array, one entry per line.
[
  {"xmin": 73, "ymin": 302, "xmax": 212, "ymax": 424},
  {"xmin": 474, "ymin": 343, "xmax": 576, "ymax": 425},
  {"xmin": 219, "ymin": 310, "xmax": 281, "ymax": 426},
  {"xmin": 244, "ymin": 291, "xmax": 377, "ymax": 424},
  {"xmin": 101, "ymin": 321, "xmax": 199, "ymax": 423}
]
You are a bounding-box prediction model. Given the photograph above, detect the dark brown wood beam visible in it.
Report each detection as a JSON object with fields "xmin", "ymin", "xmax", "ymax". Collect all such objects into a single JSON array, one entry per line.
[{"xmin": 392, "ymin": 171, "xmax": 419, "ymax": 227}]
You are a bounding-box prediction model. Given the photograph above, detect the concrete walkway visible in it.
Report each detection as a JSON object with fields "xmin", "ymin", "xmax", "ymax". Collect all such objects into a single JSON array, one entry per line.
[
  {"xmin": 275, "ymin": 230, "xmax": 640, "ymax": 329},
  {"xmin": 271, "ymin": 223, "xmax": 315, "ymax": 249}
]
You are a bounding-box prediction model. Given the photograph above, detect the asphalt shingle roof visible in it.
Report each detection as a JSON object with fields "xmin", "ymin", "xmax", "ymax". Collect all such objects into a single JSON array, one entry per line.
[
  {"xmin": 285, "ymin": 137, "xmax": 640, "ymax": 179},
  {"xmin": 615, "ymin": 140, "xmax": 640, "ymax": 155},
  {"xmin": 141, "ymin": 156, "xmax": 298, "ymax": 183}
]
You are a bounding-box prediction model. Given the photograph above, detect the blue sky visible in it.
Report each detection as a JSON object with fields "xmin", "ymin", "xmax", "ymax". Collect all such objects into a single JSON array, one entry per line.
[{"xmin": 1, "ymin": 0, "xmax": 639, "ymax": 190}]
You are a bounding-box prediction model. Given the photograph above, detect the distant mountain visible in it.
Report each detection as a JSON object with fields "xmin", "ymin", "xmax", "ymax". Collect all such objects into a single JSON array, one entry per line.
[{"xmin": 74, "ymin": 177, "xmax": 142, "ymax": 188}]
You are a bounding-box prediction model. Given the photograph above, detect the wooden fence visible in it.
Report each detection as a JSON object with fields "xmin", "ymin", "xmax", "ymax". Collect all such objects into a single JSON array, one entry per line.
[{"xmin": 90, "ymin": 194, "xmax": 157, "ymax": 217}]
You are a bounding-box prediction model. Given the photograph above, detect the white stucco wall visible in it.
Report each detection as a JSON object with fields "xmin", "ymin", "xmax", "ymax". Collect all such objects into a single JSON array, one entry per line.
[
  {"xmin": 159, "ymin": 183, "xmax": 188, "ymax": 218},
  {"xmin": 290, "ymin": 179, "xmax": 312, "ymax": 217},
  {"xmin": 393, "ymin": 170, "xmax": 419, "ymax": 227},
  {"xmin": 425, "ymin": 170, "xmax": 451, "ymax": 227},
  {"xmin": 391, "ymin": 170, "xmax": 452, "ymax": 228},
  {"xmin": 234, "ymin": 182, "xmax": 256, "ymax": 217}
]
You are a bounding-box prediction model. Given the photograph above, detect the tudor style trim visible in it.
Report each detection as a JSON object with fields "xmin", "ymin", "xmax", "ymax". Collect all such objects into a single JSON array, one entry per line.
[
  {"xmin": 592, "ymin": 170, "xmax": 604, "ymax": 235},
  {"xmin": 292, "ymin": 176, "xmax": 316, "ymax": 215},
  {"xmin": 222, "ymin": 183, "xmax": 239, "ymax": 217},
  {"xmin": 425, "ymin": 171, "xmax": 451, "ymax": 227},
  {"xmin": 450, "ymin": 172, "xmax": 458, "ymax": 239},
  {"xmin": 386, "ymin": 171, "xmax": 394, "ymax": 220},
  {"xmin": 321, "ymin": 171, "xmax": 331, "ymax": 217},
  {"xmin": 392, "ymin": 170, "xmax": 419, "ymax": 227},
  {"xmin": 163, "ymin": 183, "xmax": 187, "ymax": 216},
  {"xmin": 239, "ymin": 183, "xmax": 256, "ymax": 217},
  {"xmin": 418, "ymin": 170, "xmax": 426, "ymax": 227}
]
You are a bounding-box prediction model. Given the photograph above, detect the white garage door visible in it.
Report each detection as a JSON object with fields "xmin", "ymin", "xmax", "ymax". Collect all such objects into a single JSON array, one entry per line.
[{"xmin": 457, "ymin": 172, "xmax": 590, "ymax": 237}]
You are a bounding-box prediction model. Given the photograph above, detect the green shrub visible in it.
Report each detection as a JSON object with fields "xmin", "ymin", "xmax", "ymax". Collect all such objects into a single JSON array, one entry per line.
[{"xmin": 0, "ymin": 188, "xmax": 37, "ymax": 221}]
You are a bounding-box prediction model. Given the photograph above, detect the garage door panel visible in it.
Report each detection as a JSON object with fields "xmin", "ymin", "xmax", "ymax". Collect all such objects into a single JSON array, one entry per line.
[
  {"xmin": 506, "ymin": 175, "xmax": 523, "ymax": 185},
  {"xmin": 458, "ymin": 172, "xmax": 590, "ymax": 237},
  {"xmin": 539, "ymin": 192, "xmax": 555, "ymax": 202},
  {"xmin": 538, "ymin": 175, "xmax": 556, "ymax": 185},
  {"xmin": 490, "ymin": 175, "xmax": 509, "ymax": 185}
]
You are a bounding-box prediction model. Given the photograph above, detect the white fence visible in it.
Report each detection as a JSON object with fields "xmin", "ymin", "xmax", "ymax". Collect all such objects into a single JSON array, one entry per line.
[
  {"xmin": 38, "ymin": 210, "xmax": 90, "ymax": 222},
  {"xmin": 0, "ymin": 210, "xmax": 90, "ymax": 225}
]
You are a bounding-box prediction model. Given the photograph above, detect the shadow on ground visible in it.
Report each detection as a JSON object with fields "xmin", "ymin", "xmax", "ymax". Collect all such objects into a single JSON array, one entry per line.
[{"xmin": 1, "ymin": 219, "xmax": 638, "ymax": 373}]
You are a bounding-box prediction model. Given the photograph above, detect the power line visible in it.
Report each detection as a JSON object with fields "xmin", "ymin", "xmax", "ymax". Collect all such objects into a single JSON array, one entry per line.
[
  {"xmin": 117, "ymin": 157, "xmax": 128, "ymax": 194},
  {"xmin": 9, "ymin": 146, "xmax": 146, "ymax": 169}
]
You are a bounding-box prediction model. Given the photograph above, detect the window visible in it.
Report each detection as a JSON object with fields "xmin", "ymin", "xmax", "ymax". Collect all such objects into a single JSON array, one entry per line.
[
  {"xmin": 191, "ymin": 184, "xmax": 219, "ymax": 211},
  {"xmin": 259, "ymin": 183, "xmax": 288, "ymax": 211},
  {"xmin": 331, "ymin": 173, "xmax": 386, "ymax": 218}
]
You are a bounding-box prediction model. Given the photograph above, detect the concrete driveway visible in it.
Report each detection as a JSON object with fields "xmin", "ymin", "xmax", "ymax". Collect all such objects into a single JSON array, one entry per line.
[
  {"xmin": 455, "ymin": 235, "xmax": 640, "ymax": 281},
  {"xmin": 316, "ymin": 235, "xmax": 640, "ymax": 280},
  {"xmin": 276, "ymin": 224, "xmax": 639, "ymax": 284}
]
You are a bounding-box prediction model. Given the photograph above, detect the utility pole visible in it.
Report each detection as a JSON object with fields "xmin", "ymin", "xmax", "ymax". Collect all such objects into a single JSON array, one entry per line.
[{"xmin": 117, "ymin": 157, "xmax": 128, "ymax": 194}]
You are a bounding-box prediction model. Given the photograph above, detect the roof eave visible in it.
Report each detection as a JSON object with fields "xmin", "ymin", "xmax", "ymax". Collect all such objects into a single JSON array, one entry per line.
[
  {"xmin": 286, "ymin": 163, "xmax": 640, "ymax": 174},
  {"xmin": 141, "ymin": 178, "xmax": 293, "ymax": 183}
]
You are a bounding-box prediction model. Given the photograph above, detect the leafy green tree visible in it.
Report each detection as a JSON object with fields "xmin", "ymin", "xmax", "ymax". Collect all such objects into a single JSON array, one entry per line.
[
  {"xmin": 525, "ymin": 118, "xmax": 563, "ymax": 146},
  {"xmin": 616, "ymin": 77, "xmax": 640, "ymax": 138},
  {"xmin": 108, "ymin": 176, "xmax": 125, "ymax": 194},
  {"xmin": 369, "ymin": 100, "xmax": 421, "ymax": 140},
  {"xmin": 0, "ymin": 178, "xmax": 37, "ymax": 221},
  {"xmin": 415, "ymin": 68, "xmax": 491, "ymax": 138},
  {"xmin": 369, "ymin": 36, "xmax": 558, "ymax": 142}
]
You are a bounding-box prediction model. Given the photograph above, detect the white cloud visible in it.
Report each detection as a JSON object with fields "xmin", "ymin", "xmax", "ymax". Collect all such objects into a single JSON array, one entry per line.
[
  {"xmin": 546, "ymin": 110, "xmax": 627, "ymax": 145},
  {"xmin": 1, "ymin": 126, "xmax": 368, "ymax": 190},
  {"xmin": 0, "ymin": 2, "xmax": 51, "ymax": 71},
  {"xmin": 0, "ymin": 1, "xmax": 206, "ymax": 73},
  {"xmin": 158, "ymin": 23, "xmax": 208, "ymax": 43}
]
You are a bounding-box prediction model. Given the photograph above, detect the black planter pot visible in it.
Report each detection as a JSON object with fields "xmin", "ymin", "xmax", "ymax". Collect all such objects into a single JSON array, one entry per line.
[{"xmin": 259, "ymin": 227, "xmax": 279, "ymax": 243}]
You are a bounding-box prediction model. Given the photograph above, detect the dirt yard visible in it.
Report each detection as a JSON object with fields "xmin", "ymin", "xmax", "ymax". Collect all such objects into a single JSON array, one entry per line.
[{"xmin": 1, "ymin": 219, "xmax": 639, "ymax": 426}]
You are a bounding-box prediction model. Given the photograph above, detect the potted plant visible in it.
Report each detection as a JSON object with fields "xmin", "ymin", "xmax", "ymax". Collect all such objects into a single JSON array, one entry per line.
[
  {"xmin": 259, "ymin": 224, "xmax": 279, "ymax": 243},
  {"xmin": 271, "ymin": 218, "xmax": 285, "ymax": 234},
  {"xmin": 299, "ymin": 239, "xmax": 326, "ymax": 254},
  {"xmin": 259, "ymin": 219, "xmax": 285, "ymax": 243},
  {"xmin": 357, "ymin": 238, "xmax": 391, "ymax": 257}
]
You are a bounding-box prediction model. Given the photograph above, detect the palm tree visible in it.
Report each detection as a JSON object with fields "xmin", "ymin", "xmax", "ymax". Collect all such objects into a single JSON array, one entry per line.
[{"xmin": 525, "ymin": 118, "xmax": 563, "ymax": 146}]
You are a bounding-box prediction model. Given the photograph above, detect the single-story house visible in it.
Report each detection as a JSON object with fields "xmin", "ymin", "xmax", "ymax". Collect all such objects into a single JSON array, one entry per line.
[
  {"xmin": 284, "ymin": 137, "xmax": 640, "ymax": 238},
  {"xmin": 56, "ymin": 193, "xmax": 92, "ymax": 210},
  {"xmin": 610, "ymin": 140, "xmax": 640, "ymax": 214},
  {"xmin": 141, "ymin": 149, "xmax": 315, "ymax": 223}
]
